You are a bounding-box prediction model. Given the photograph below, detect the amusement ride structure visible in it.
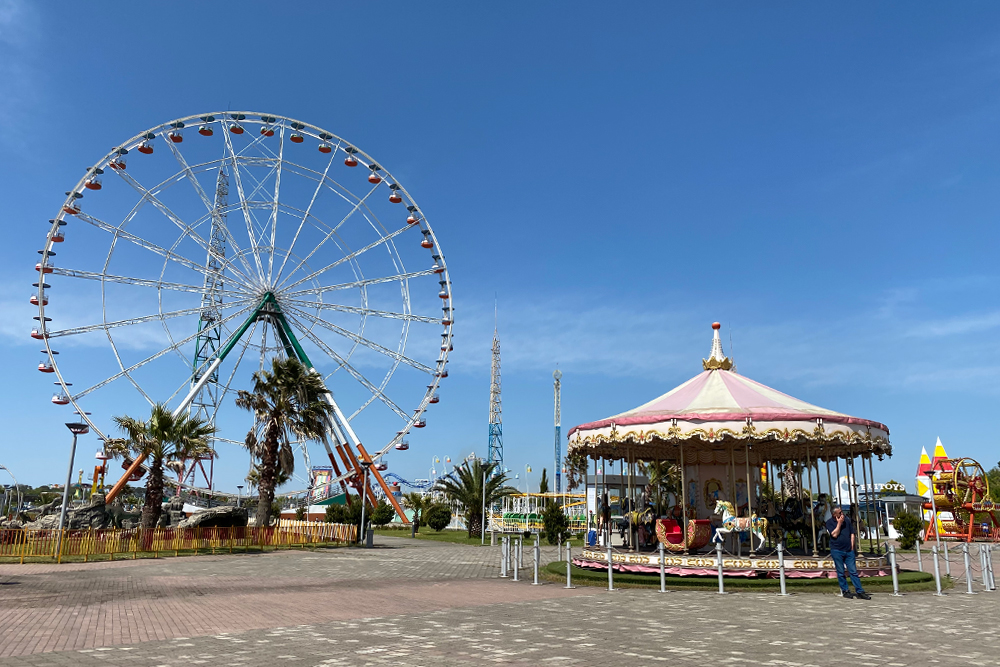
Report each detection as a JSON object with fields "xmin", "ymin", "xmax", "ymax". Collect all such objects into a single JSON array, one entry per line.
[
  {"xmin": 567, "ymin": 322, "xmax": 893, "ymax": 578},
  {"xmin": 924, "ymin": 457, "xmax": 999, "ymax": 542},
  {"xmin": 34, "ymin": 112, "xmax": 453, "ymax": 518},
  {"xmin": 487, "ymin": 322, "xmax": 503, "ymax": 474}
]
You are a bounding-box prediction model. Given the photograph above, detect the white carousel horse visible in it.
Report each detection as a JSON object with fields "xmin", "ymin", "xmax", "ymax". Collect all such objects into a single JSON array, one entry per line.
[{"xmin": 713, "ymin": 500, "xmax": 768, "ymax": 551}]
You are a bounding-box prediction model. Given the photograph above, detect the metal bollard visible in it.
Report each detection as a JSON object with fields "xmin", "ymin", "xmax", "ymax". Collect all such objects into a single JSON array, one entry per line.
[
  {"xmin": 988, "ymin": 544, "xmax": 997, "ymax": 590},
  {"xmin": 513, "ymin": 538, "xmax": 520, "ymax": 581},
  {"xmin": 519, "ymin": 537, "xmax": 524, "ymax": 568},
  {"xmin": 659, "ymin": 541, "xmax": 666, "ymax": 593},
  {"xmin": 777, "ymin": 543, "xmax": 789, "ymax": 596},
  {"xmin": 565, "ymin": 543, "xmax": 575, "ymax": 589},
  {"xmin": 532, "ymin": 534, "xmax": 540, "ymax": 585},
  {"xmin": 888, "ymin": 544, "xmax": 901, "ymax": 596},
  {"xmin": 916, "ymin": 541, "xmax": 923, "ymax": 572},
  {"xmin": 607, "ymin": 545, "xmax": 615, "ymax": 591},
  {"xmin": 500, "ymin": 536, "xmax": 508, "ymax": 578},
  {"xmin": 715, "ymin": 540, "xmax": 726, "ymax": 594},
  {"xmin": 944, "ymin": 542, "xmax": 951, "ymax": 577},
  {"xmin": 963, "ymin": 543, "xmax": 976, "ymax": 594},
  {"xmin": 981, "ymin": 545, "xmax": 990, "ymax": 591},
  {"xmin": 931, "ymin": 545, "xmax": 944, "ymax": 596}
]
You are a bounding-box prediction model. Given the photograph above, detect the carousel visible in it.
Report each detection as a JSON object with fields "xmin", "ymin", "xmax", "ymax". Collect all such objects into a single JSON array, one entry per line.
[{"xmin": 566, "ymin": 323, "xmax": 892, "ymax": 579}]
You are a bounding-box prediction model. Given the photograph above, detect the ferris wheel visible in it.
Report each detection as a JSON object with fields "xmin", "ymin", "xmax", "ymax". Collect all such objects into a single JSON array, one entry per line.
[{"xmin": 33, "ymin": 112, "xmax": 453, "ymax": 495}]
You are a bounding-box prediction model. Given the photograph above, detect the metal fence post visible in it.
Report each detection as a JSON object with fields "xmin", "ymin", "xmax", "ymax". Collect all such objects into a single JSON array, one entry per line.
[
  {"xmin": 983, "ymin": 543, "xmax": 990, "ymax": 589},
  {"xmin": 943, "ymin": 542, "xmax": 951, "ymax": 577},
  {"xmin": 888, "ymin": 544, "xmax": 901, "ymax": 596},
  {"xmin": 932, "ymin": 545, "xmax": 944, "ymax": 596},
  {"xmin": 565, "ymin": 543, "xmax": 575, "ymax": 589},
  {"xmin": 606, "ymin": 544, "xmax": 615, "ymax": 591},
  {"xmin": 659, "ymin": 541, "xmax": 666, "ymax": 593},
  {"xmin": 500, "ymin": 536, "xmax": 508, "ymax": 578},
  {"xmin": 513, "ymin": 538, "xmax": 520, "ymax": 581},
  {"xmin": 532, "ymin": 534, "xmax": 540, "ymax": 585},
  {"xmin": 963, "ymin": 543, "xmax": 976, "ymax": 594},
  {"xmin": 715, "ymin": 540, "xmax": 726, "ymax": 594},
  {"xmin": 988, "ymin": 544, "xmax": 996, "ymax": 590},
  {"xmin": 777, "ymin": 542, "xmax": 789, "ymax": 596},
  {"xmin": 916, "ymin": 541, "xmax": 922, "ymax": 572}
]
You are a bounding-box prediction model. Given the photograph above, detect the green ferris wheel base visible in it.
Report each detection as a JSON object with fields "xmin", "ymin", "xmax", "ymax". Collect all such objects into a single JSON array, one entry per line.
[{"xmin": 105, "ymin": 292, "xmax": 411, "ymax": 525}]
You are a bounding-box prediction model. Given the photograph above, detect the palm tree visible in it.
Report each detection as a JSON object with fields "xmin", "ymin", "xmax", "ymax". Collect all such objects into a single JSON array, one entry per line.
[
  {"xmin": 107, "ymin": 404, "xmax": 215, "ymax": 529},
  {"xmin": 402, "ymin": 492, "xmax": 428, "ymax": 532},
  {"xmin": 435, "ymin": 460, "xmax": 517, "ymax": 537},
  {"xmin": 642, "ymin": 460, "xmax": 681, "ymax": 517},
  {"xmin": 235, "ymin": 357, "xmax": 334, "ymax": 528}
]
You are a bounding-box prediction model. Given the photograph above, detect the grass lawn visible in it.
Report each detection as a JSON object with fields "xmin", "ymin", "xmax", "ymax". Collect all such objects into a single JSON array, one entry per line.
[
  {"xmin": 374, "ymin": 527, "xmax": 589, "ymax": 547},
  {"xmin": 542, "ymin": 561, "xmax": 948, "ymax": 593}
]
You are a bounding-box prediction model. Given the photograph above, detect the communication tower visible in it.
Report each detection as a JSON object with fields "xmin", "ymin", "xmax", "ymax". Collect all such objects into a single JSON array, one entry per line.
[{"xmin": 487, "ymin": 325, "xmax": 503, "ymax": 473}]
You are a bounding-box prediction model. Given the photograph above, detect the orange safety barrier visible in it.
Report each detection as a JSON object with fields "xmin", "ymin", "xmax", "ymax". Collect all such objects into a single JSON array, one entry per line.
[{"xmin": 0, "ymin": 522, "xmax": 358, "ymax": 563}]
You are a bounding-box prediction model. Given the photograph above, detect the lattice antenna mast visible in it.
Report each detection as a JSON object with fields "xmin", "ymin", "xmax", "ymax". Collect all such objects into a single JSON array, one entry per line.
[
  {"xmin": 191, "ymin": 168, "xmax": 228, "ymax": 428},
  {"xmin": 487, "ymin": 317, "xmax": 503, "ymax": 475},
  {"xmin": 553, "ymin": 369, "xmax": 562, "ymax": 493}
]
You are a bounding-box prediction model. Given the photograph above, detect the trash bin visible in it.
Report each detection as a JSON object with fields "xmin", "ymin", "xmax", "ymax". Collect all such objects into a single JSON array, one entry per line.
[
  {"xmin": 587, "ymin": 529, "xmax": 597, "ymax": 546},
  {"xmin": 365, "ymin": 528, "xmax": 374, "ymax": 548}
]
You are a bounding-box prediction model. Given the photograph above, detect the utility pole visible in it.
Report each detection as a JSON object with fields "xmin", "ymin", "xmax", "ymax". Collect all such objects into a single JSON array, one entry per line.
[
  {"xmin": 487, "ymin": 312, "xmax": 503, "ymax": 475},
  {"xmin": 554, "ymin": 369, "xmax": 562, "ymax": 494}
]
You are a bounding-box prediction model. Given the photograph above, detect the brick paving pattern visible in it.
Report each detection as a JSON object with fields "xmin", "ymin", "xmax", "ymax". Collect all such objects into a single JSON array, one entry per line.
[{"xmin": 1, "ymin": 536, "xmax": 998, "ymax": 666}]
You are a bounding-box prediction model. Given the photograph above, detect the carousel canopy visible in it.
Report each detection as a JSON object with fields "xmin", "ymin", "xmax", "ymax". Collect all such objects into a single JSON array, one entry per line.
[{"xmin": 567, "ymin": 323, "xmax": 890, "ymax": 464}]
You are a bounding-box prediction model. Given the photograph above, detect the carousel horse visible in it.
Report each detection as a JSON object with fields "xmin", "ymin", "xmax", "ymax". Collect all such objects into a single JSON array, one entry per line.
[
  {"xmin": 769, "ymin": 497, "xmax": 812, "ymax": 549},
  {"xmin": 713, "ymin": 500, "xmax": 768, "ymax": 551},
  {"xmin": 813, "ymin": 494, "xmax": 833, "ymax": 550}
]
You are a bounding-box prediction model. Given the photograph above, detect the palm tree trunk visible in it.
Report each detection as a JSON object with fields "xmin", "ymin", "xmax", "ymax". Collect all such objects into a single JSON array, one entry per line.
[
  {"xmin": 255, "ymin": 419, "xmax": 280, "ymax": 527},
  {"xmin": 141, "ymin": 458, "xmax": 164, "ymax": 529}
]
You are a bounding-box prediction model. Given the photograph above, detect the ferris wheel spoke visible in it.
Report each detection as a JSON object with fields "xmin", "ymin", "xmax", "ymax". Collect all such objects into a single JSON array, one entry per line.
[
  {"xmin": 112, "ymin": 169, "xmax": 214, "ymax": 261},
  {"xmin": 286, "ymin": 305, "xmax": 432, "ymax": 374},
  {"xmin": 70, "ymin": 303, "xmax": 256, "ymax": 401},
  {"xmin": 74, "ymin": 211, "xmax": 253, "ymax": 289},
  {"xmin": 282, "ymin": 268, "xmax": 439, "ymax": 300},
  {"xmin": 283, "ymin": 297, "xmax": 437, "ymax": 324},
  {"xmin": 222, "ymin": 126, "xmax": 266, "ymax": 280},
  {"xmin": 275, "ymin": 181, "xmax": 383, "ymax": 291},
  {"xmin": 276, "ymin": 145, "xmax": 340, "ymax": 284},
  {"xmin": 163, "ymin": 134, "xmax": 217, "ymax": 213},
  {"xmin": 289, "ymin": 317, "xmax": 409, "ymax": 422},
  {"xmin": 48, "ymin": 299, "xmax": 253, "ymax": 338},
  {"xmin": 209, "ymin": 319, "xmax": 260, "ymax": 427},
  {"xmin": 49, "ymin": 267, "xmax": 252, "ymax": 298},
  {"xmin": 279, "ymin": 224, "xmax": 416, "ymax": 293},
  {"xmin": 267, "ymin": 126, "xmax": 286, "ymax": 283}
]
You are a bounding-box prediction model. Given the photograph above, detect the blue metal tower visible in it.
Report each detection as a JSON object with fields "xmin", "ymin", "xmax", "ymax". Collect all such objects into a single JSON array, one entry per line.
[
  {"xmin": 553, "ymin": 369, "xmax": 562, "ymax": 493},
  {"xmin": 487, "ymin": 326, "xmax": 503, "ymax": 473}
]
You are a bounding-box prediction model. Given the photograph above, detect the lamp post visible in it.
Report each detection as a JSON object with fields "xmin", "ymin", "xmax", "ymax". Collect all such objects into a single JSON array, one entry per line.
[
  {"xmin": 237, "ymin": 485, "xmax": 244, "ymax": 508},
  {"xmin": 57, "ymin": 422, "xmax": 90, "ymax": 557},
  {"xmin": 359, "ymin": 460, "xmax": 372, "ymax": 546},
  {"xmin": 524, "ymin": 464, "xmax": 532, "ymax": 494}
]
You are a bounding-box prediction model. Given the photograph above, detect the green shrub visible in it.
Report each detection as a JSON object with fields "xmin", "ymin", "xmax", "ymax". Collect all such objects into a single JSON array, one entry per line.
[
  {"xmin": 324, "ymin": 503, "xmax": 347, "ymax": 523},
  {"xmin": 294, "ymin": 506, "xmax": 306, "ymax": 521},
  {"xmin": 542, "ymin": 500, "xmax": 571, "ymax": 545},
  {"xmin": 370, "ymin": 500, "xmax": 395, "ymax": 527},
  {"xmin": 892, "ymin": 511, "xmax": 924, "ymax": 549},
  {"xmin": 426, "ymin": 504, "xmax": 452, "ymax": 531}
]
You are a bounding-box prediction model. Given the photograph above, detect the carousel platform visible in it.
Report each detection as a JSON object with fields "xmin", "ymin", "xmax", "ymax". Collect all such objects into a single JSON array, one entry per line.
[{"xmin": 575, "ymin": 548, "xmax": 889, "ymax": 579}]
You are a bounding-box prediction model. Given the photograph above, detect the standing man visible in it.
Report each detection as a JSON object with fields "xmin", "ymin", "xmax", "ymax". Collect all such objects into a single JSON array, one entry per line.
[{"xmin": 827, "ymin": 506, "xmax": 871, "ymax": 599}]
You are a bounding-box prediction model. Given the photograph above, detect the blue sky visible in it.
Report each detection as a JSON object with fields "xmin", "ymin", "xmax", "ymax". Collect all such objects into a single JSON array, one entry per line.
[{"xmin": 2, "ymin": 2, "xmax": 1000, "ymax": 493}]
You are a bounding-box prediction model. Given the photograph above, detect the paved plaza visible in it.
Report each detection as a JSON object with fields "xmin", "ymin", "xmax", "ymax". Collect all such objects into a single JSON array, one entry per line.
[{"xmin": 1, "ymin": 536, "xmax": 998, "ymax": 666}]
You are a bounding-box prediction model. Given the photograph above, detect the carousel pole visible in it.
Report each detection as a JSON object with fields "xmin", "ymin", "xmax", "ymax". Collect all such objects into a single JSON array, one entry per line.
[
  {"xmin": 679, "ymin": 444, "xmax": 689, "ymax": 554},
  {"xmin": 797, "ymin": 464, "xmax": 809, "ymax": 554},
  {"xmin": 848, "ymin": 451, "xmax": 863, "ymax": 555},
  {"xmin": 860, "ymin": 452, "xmax": 873, "ymax": 554},
  {"xmin": 806, "ymin": 444, "xmax": 819, "ymax": 558},
  {"xmin": 834, "ymin": 457, "xmax": 842, "ymax": 505},
  {"xmin": 745, "ymin": 442, "xmax": 756, "ymax": 557},
  {"xmin": 729, "ymin": 444, "xmax": 738, "ymax": 554},
  {"xmin": 767, "ymin": 458, "xmax": 776, "ymax": 549},
  {"xmin": 867, "ymin": 453, "xmax": 881, "ymax": 555}
]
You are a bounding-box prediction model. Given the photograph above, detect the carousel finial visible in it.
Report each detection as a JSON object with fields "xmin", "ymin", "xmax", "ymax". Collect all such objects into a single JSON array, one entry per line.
[{"xmin": 702, "ymin": 322, "xmax": 733, "ymax": 371}]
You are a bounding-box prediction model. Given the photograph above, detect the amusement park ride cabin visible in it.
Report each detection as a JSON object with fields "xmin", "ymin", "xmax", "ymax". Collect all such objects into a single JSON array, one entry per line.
[{"xmin": 925, "ymin": 457, "xmax": 1000, "ymax": 542}]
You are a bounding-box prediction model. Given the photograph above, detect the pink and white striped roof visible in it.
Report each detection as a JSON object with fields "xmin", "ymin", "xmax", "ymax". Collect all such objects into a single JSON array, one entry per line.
[
  {"xmin": 568, "ymin": 324, "xmax": 889, "ymax": 452},
  {"xmin": 568, "ymin": 368, "xmax": 887, "ymax": 434}
]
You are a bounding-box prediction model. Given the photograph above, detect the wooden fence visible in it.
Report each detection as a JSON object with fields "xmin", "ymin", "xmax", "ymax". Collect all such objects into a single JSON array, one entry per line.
[{"xmin": 0, "ymin": 522, "xmax": 357, "ymax": 563}]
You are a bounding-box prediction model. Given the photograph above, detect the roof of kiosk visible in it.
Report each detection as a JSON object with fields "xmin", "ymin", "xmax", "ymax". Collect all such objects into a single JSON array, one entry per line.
[{"xmin": 567, "ymin": 323, "xmax": 890, "ymax": 464}]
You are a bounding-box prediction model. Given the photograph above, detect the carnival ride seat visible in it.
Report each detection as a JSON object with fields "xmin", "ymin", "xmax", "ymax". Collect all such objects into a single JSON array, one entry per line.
[{"xmin": 655, "ymin": 518, "xmax": 713, "ymax": 553}]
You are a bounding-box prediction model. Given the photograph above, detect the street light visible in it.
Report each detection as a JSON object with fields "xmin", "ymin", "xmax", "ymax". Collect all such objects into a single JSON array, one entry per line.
[
  {"xmin": 359, "ymin": 460, "xmax": 372, "ymax": 546},
  {"xmin": 237, "ymin": 485, "xmax": 244, "ymax": 508},
  {"xmin": 56, "ymin": 422, "xmax": 89, "ymax": 556}
]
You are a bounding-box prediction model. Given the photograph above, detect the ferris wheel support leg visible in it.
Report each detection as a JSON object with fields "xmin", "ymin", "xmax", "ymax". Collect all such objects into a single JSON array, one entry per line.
[
  {"xmin": 342, "ymin": 444, "xmax": 379, "ymax": 507},
  {"xmin": 357, "ymin": 443, "xmax": 410, "ymax": 524},
  {"xmin": 321, "ymin": 442, "xmax": 353, "ymax": 507}
]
